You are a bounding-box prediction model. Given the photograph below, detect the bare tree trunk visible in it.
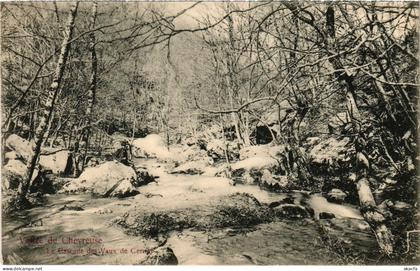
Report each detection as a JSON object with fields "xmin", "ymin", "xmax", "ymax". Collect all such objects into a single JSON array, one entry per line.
[
  {"xmin": 43, "ymin": 110, "xmax": 54, "ymax": 146},
  {"xmin": 277, "ymin": 102, "xmax": 283, "ymax": 141},
  {"xmin": 82, "ymin": 1, "xmax": 98, "ymax": 170},
  {"xmin": 165, "ymin": 122, "xmax": 170, "ymax": 151},
  {"xmin": 226, "ymin": 10, "xmax": 244, "ymax": 145},
  {"xmin": 19, "ymin": 2, "xmax": 79, "ymax": 200},
  {"xmin": 67, "ymin": 125, "xmax": 74, "ymax": 149},
  {"xmin": 239, "ymin": 111, "xmax": 251, "ymax": 146},
  {"xmin": 220, "ymin": 115, "xmax": 230, "ymax": 165},
  {"xmin": 98, "ymin": 130, "xmax": 104, "ymax": 148},
  {"xmin": 131, "ymin": 107, "xmax": 137, "ymax": 139},
  {"xmin": 72, "ymin": 131, "xmax": 84, "ymax": 177},
  {"xmin": 28, "ymin": 103, "xmax": 36, "ymax": 141},
  {"xmin": 229, "ymin": 95, "xmax": 242, "ymax": 143},
  {"xmin": 50, "ymin": 115, "xmax": 62, "ymax": 147}
]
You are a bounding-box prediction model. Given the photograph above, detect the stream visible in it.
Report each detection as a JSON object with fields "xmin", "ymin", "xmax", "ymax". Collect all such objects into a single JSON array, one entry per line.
[{"xmin": 2, "ymin": 158, "xmax": 380, "ymax": 264}]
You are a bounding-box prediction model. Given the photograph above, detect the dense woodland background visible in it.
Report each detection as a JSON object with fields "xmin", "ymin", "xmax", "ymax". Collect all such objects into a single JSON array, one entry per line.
[{"xmin": 1, "ymin": 1, "xmax": 419, "ymax": 263}]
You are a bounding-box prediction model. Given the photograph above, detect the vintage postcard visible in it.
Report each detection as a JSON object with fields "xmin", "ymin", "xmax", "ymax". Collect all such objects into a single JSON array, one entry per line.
[{"xmin": 0, "ymin": 0, "xmax": 418, "ymax": 268}]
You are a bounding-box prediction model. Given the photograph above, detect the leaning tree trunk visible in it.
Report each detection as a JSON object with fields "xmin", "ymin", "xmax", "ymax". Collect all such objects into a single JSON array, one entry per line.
[
  {"xmin": 82, "ymin": 1, "xmax": 98, "ymax": 170},
  {"xmin": 19, "ymin": 2, "xmax": 79, "ymax": 199},
  {"xmin": 356, "ymin": 177, "xmax": 394, "ymax": 254},
  {"xmin": 324, "ymin": 6, "xmax": 394, "ymax": 255}
]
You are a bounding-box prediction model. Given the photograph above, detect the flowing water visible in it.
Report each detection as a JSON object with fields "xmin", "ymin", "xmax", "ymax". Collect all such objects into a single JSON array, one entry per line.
[{"xmin": 2, "ymin": 158, "xmax": 378, "ymax": 264}]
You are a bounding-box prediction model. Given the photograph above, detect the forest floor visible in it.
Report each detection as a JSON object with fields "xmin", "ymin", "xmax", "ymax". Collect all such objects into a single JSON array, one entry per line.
[{"xmin": 2, "ymin": 157, "xmax": 383, "ymax": 265}]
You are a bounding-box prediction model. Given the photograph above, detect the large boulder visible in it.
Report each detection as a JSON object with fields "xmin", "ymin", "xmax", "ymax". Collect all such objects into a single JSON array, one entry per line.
[
  {"xmin": 168, "ymin": 143, "xmax": 215, "ymax": 175},
  {"xmin": 108, "ymin": 135, "xmax": 129, "ymax": 155},
  {"xmin": 3, "ymin": 159, "xmax": 28, "ymax": 190},
  {"xmin": 309, "ymin": 137, "xmax": 351, "ymax": 166},
  {"xmin": 230, "ymin": 156, "xmax": 278, "ymax": 185},
  {"xmin": 132, "ymin": 134, "xmax": 171, "ymax": 160},
  {"xmin": 186, "ymin": 126, "xmax": 241, "ymax": 163},
  {"xmin": 309, "ymin": 137, "xmax": 356, "ymax": 202},
  {"xmin": 233, "ymin": 145, "xmax": 298, "ymax": 189},
  {"xmin": 258, "ymin": 171, "xmax": 292, "ymax": 191},
  {"xmin": 272, "ymin": 203, "xmax": 311, "ymax": 219},
  {"xmin": 114, "ymin": 193, "xmax": 273, "ymax": 237},
  {"xmin": 4, "ymin": 134, "xmax": 71, "ymax": 175},
  {"xmin": 209, "ymin": 193, "xmax": 271, "ymax": 228},
  {"xmin": 61, "ymin": 161, "xmax": 139, "ymax": 198},
  {"xmin": 2, "ymin": 159, "xmax": 38, "ymax": 190},
  {"xmin": 206, "ymin": 139, "xmax": 240, "ymax": 162},
  {"xmin": 5, "ymin": 134, "xmax": 34, "ymax": 163},
  {"xmin": 39, "ymin": 150, "xmax": 71, "ymax": 175},
  {"xmin": 2, "ymin": 159, "xmax": 54, "ymax": 194},
  {"xmin": 2, "ymin": 135, "xmax": 74, "ymax": 195},
  {"xmin": 3, "ymin": 159, "xmax": 27, "ymax": 179}
]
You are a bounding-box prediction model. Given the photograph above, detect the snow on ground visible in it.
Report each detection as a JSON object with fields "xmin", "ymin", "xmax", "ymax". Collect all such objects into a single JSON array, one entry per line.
[
  {"xmin": 132, "ymin": 134, "xmax": 173, "ymax": 160},
  {"xmin": 231, "ymin": 156, "xmax": 278, "ymax": 171},
  {"xmin": 239, "ymin": 144, "xmax": 284, "ymax": 160},
  {"xmin": 170, "ymin": 160, "xmax": 208, "ymax": 175}
]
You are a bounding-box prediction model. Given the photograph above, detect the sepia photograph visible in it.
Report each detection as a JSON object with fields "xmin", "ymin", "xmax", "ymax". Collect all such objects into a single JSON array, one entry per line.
[{"xmin": 0, "ymin": 0, "xmax": 419, "ymax": 267}]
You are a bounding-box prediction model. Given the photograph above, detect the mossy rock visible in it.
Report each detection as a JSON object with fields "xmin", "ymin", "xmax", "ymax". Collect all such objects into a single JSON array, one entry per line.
[{"xmin": 114, "ymin": 193, "xmax": 274, "ymax": 238}]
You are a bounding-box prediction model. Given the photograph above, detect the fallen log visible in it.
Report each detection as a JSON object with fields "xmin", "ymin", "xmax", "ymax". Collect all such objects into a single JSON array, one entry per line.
[{"xmin": 356, "ymin": 177, "xmax": 394, "ymax": 256}]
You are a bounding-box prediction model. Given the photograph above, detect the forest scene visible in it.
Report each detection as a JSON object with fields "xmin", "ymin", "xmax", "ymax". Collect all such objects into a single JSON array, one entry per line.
[{"xmin": 1, "ymin": 1, "xmax": 419, "ymax": 265}]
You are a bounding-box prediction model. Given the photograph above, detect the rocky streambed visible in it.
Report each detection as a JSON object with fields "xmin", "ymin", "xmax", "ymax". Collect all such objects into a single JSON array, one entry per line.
[{"xmin": 2, "ymin": 158, "xmax": 381, "ymax": 265}]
